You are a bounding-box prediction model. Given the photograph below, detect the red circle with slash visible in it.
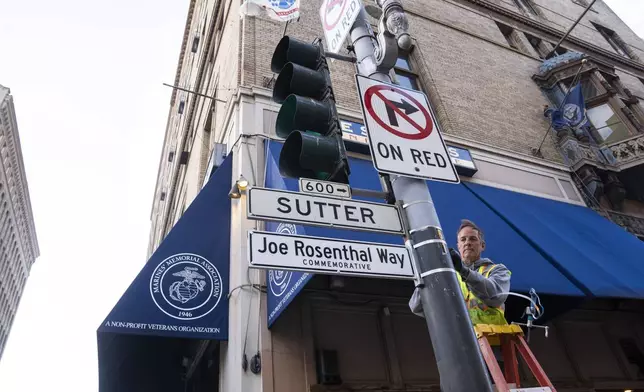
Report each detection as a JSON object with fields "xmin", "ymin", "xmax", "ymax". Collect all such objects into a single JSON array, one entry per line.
[
  {"xmin": 323, "ymin": 0, "xmax": 348, "ymax": 30},
  {"xmin": 364, "ymin": 85, "xmax": 433, "ymax": 140}
]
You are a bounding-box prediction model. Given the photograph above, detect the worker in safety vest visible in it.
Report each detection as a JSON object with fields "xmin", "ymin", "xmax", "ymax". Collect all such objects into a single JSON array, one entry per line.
[{"xmin": 409, "ymin": 219, "xmax": 511, "ymax": 325}]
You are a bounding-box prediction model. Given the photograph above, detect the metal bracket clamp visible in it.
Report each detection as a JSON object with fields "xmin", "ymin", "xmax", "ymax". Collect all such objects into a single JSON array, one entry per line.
[
  {"xmin": 396, "ymin": 200, "xmax": 423, "ymax": 288},
  {"xmin": 395, "ymin": 200, "xmax": 412, "ymax": 236},
  {"xmin": 410, "ymin": 225, "xmax": 444, "ymax": 240},
  {"xmin": 413, "ymin": 238, "xmax": 447, "ymax": 250},
  {"xmin": 401, "ymin": 199, "xmax": 434, "ymax": 209},
  {"xmin": 375, "ymin": 19, "xmax": 397, "ymax": 70},
  {"xmin": 405, "ymin": 239, "xmax": 423, "ymax": 288}
]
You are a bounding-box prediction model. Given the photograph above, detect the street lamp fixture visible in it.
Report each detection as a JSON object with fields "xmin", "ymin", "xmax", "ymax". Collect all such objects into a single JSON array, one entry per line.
[{"xmin": 236, "ymin": 175, "xmax": 249, "ymax": 191}]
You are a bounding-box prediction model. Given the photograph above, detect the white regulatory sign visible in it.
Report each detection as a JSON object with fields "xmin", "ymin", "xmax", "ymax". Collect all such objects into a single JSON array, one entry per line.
[
  {"xmin": 320, "ymin": 0, "xmax": 360, "ymax": 54},
  {"xmin": 247, "ymin": 187, "xmax": 403, "ymax": 234},
  {"xmin": 248, "ymin": 230, "xmax": 414, "ymax": 279},
  {"xmin": 299, "ymin": 178, "xmax": 351, "ymax": 199},
  {"xmin": 356, "ymin": 75, "xmax": 460, "ymax": 183}
]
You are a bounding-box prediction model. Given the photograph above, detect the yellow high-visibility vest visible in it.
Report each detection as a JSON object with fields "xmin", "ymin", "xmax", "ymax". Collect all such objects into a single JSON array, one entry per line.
[{"xmin": 457, "ymin": 264, "xmax": 509, "ymax": 326}]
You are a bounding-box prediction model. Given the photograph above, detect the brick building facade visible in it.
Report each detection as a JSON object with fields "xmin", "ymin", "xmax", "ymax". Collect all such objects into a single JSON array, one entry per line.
[{"xmin": 140, "ymin": 0, "xmax": 644, "ymax": 390}]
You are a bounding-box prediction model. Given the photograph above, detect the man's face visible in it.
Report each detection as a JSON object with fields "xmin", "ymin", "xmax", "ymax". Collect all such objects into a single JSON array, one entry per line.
[{"xmin": 457, "ymin": 226, "xmax": 485, "ymax": 265}]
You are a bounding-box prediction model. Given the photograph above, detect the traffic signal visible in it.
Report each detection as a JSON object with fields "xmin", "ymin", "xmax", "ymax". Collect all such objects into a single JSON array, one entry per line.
[{"xmin": 270, "ymin": 36, "xmax": 350, "ymax": 184}]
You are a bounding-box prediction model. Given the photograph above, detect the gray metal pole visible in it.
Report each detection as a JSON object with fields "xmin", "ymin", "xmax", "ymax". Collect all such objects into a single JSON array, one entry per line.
[
  {"xmin": 547, "ymin": 0, "xmax": 597, "ymax": 58},
  {"xmin": 349, "ymin": 7, "xmax": 494, "ymax": 391}
]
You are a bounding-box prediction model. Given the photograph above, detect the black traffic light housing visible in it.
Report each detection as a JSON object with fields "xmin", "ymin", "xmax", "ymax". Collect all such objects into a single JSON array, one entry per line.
[{"xmin": 270, "ymin": 36, "xmax": 350, "ymax": 184}]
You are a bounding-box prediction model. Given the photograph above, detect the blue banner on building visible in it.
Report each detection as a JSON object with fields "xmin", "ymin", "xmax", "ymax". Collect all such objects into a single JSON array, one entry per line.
[
  {"xmin": 447, "ymin": 145, "xmax": 478, "ymax": 176},
  {"xmin": 98, "ymin": 154, "xmax": 233, "ymax": 340},
  {"xmin": 340, "ymin": 119, "xmax": 368, "ymax": 145},
  {"xmin": 264, "ymin": 143, "xmax": 314, "ymax": 327},
  {"xmin": 545, "ymin": 82, "xmax": 588, "ymax": 131},
  {"xmin": 341, "ymin": 119, "xmax": 477, "ymax": 175}
]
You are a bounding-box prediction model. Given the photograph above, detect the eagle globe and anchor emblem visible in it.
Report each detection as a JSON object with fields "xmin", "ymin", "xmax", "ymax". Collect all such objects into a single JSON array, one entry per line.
[
  {"xmin": 150, "ymin": 253, "xmax": 223, "ymax": 321},
  {"xmin": 562, "ymin": 103, "xmax": 587, "ymax": 129},
  {"xmin": 169, "ymin": 267, "xmax": 207, "ymax": 304}
]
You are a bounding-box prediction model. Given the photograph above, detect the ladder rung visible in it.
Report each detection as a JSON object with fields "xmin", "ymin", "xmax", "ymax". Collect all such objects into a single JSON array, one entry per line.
[
  {"xmin": 474, "ymin": 323, "xmax": 524, "ymax": 337},
  {"xmin": 478, "ymin": 332, "xmax": 557, "ymax": 392}
]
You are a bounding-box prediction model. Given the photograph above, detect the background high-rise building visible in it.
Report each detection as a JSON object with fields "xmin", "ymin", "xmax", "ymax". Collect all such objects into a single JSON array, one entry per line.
[{"xmin": 0, "ymin": 85, "xmax": 39, "ymax": 359}]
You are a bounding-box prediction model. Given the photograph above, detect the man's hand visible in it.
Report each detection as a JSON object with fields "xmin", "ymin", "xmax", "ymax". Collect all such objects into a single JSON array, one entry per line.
[{"xmin": 449, "ymin": 248, "xmax": 469, "ymax": 279}]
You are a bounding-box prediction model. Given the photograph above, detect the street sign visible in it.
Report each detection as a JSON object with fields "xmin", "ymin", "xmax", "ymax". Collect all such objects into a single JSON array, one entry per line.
[
  {"xmin": 356, "ymin": 75, "xmax": 460, "ymax": 183},
  {"xmin": 299, "ymin": 178, "xmax": 351, "ymax": 198},
  {"xmin": 247, "ymin": 187, "xmax": 402, "ymax": 234},
  {"xmin": 248, "ymin": 230, "xmax": 414, "ymax": 279},
  {"xmin": 320, "ymin": 0, "xmax": 360, "ymax": 54}
]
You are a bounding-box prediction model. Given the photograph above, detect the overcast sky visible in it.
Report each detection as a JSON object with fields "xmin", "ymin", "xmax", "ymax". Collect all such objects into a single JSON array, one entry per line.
[{"xmin": 0, "ymin": 0, "xmax": 642, "ymax": 391}]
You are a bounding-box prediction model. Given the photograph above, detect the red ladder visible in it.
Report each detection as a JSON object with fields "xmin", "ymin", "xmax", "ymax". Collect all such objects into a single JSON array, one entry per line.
[{"xmin": 474, "ymin": 324, "xmax": 556, "ymax": 392}]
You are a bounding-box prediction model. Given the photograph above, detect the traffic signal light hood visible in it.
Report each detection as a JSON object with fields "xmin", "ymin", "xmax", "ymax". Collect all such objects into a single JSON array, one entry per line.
[
  {"xmin": 270, "ymin": 36, "xmax": 350, "ymax": 184},
  {"xmin": 271, "ymin": 36, "xmax": 322, "ymax": 73},
  {"xmin": 275, "ymin": 95, "xmax": 333, "ymax": 139},
  {"xmin": 272, "ymin": 63, "xmax": 327, "ymax": 104}
]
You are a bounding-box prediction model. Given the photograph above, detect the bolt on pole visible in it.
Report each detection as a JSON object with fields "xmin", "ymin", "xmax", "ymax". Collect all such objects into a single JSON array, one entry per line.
[{"xmin": 348, "ymin": 4, "xmax": 494, "ymax": 391}]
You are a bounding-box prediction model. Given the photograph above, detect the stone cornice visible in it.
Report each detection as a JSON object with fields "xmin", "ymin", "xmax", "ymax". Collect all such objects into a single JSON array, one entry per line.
[
  {"xmin": 466, "ymin": 0, "xmax": 644, "ymax": 75},
  {"xmin": 170, "ymin": 0, "xmax": 197, "ymax": 107},
  {"xmin": 531, "ymin": 55, "xmax": 620, "ymax": 89},
  {"xmin": 149, "ymin": 0, "xmax": 197, "ymax": 227}
]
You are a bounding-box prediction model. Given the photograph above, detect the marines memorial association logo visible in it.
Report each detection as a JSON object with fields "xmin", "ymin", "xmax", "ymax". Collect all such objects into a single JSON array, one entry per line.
[
  {"xmin": 150, "ymin": 253, "xmax": 223, "ymax": 321},
  {"xmin": 268, "ymin": 223, "xmax": 297, "ymax": 297},
  {"xmin": 562, "ymin": 103, "xmax": 587, "ymax": 129}
]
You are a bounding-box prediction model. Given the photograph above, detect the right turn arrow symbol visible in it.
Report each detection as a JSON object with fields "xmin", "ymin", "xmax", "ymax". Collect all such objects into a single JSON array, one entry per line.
[{"xmin": 384, "ymin": 98, "xmax": 419, "ymax": 127}]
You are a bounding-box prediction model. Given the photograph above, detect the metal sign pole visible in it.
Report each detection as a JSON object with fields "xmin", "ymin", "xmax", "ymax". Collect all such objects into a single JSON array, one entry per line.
[{"xmin": 348, "ymin": 4, "xmax": 494, "ymax": 391}]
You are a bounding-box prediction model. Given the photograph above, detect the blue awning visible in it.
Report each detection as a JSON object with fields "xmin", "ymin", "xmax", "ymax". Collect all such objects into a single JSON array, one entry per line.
[
  {"xmin": 97, "ymin": 153, "xmax": 233, "ymax": 391},
  {"xmin": 264, "ymin": 141, "xmax": 590, "ymax": 326},
  {"xmin": 427, "ymin": 180, "xmax": 585, "ymax": 297},
  {"xmin": 466, "ymin": 182, "xmax": 644, "ymax": 299}
]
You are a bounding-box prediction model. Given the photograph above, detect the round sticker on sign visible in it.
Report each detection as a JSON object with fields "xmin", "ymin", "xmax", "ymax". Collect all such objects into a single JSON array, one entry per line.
[
  {"xmin": 364, "ymin": 84, "xmax": 433, "ymax": 140},
  {"xmin": 268, "ymin": 223, "xmax": 297, "ymax": 297}
]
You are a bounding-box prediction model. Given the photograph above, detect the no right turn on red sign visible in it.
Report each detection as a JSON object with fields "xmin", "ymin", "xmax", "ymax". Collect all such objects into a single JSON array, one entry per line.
[
  {"xmin": 356, "ymin": 75, "xmax": 460, "ymax": 183},
  {"xmin": 320, "ymin": 0, "xmax": 360, "ymax": 54}
]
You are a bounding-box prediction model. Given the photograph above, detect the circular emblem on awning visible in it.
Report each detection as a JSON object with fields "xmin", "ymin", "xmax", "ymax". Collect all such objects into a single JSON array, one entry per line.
[{"xmin": 150, "ymin": 253, "xmax": 223, "ymax": 321}]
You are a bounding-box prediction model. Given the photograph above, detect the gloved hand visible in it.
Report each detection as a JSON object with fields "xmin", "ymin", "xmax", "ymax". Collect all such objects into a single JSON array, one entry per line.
[{"xmin": 449, "ymin": 248, "xmax": 469, "ymax": 279}]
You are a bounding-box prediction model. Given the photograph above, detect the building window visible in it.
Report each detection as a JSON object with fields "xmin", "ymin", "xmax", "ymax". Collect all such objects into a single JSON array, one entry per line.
[
  {"xmin": 549, "ymin": 43, "xmax": 568, "ymax": 56},
  {"xmin": 393, "ymin": 54, "xmax": 420, "ymax": 91},
  {"xmin": 543, "ymin": 84, "xmax": 566, "ymax": 107},
  {"xmin": 204, "ymin": 106, "xmax": 213, "ymax": 133},
  {"xmin": 496, "ymin": 22, "xmax": 520, "ymax": 51},
  {"xmin": 191, "ymin": 34, "xmax": 200, "ymax": 53},
  {"xmin": 513, "ymin": 0, "xmax": 538, "ymax": 16},
  {"xmin": 524, "ymin": 33, "xmax": 567, "ymax": 59},
  {"xmin": 592, "ymin": 23, "xmax": 633, "ymax": 59},
  {"xmin": 525, "ymin": 33, "xmax": 548, "ymax": 58},
  {"xmin": 560, "ymin": 77, "xmax": 600, "ymax": 100},
  {"xmin": 571, "ymin": 0, "xmax": 597, "ymax": 12},
  {"xmin": 545, "ymin": 74, "xmax": 638, "ymax": 146},
  {"xmin": 586, "ymin": 103, "xmax": 632, "ymax": 145}
]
